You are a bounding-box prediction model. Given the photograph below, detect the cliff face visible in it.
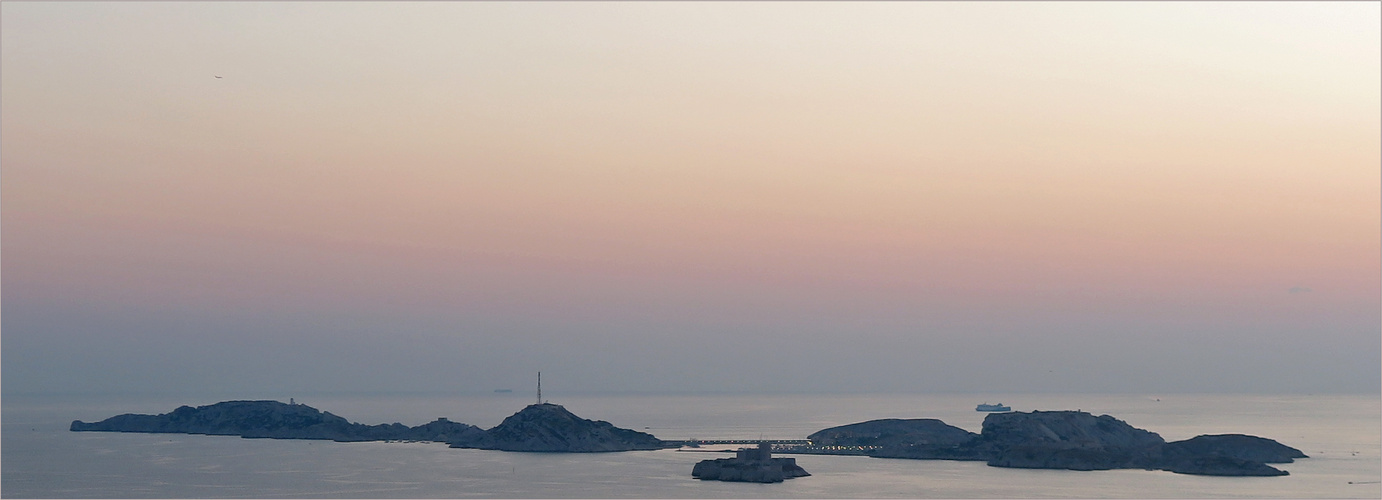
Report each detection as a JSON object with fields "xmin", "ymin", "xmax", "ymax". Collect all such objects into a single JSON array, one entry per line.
[
  {"xmin": 69, "ymin": 400, "xmax": 486, "ymax": 443},
  {"xmin": 449, "ymin": 403, "xmax": 666, "ymax": 452}
]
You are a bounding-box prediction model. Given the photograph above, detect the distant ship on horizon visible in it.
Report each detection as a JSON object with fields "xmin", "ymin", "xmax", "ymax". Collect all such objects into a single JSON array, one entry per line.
[
  {"xmin": 494, "ymin": 389, "xmax": 513, "ymax": 393},
  {"xmin": 976, "ymin": 403, "xmax": 1011, "ymax": 412}
]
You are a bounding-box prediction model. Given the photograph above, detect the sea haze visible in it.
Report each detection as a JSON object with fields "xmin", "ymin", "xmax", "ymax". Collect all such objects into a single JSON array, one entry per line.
[{"xmin": 4, "ymin": 392, "xmax": 1378, "ymax": 498}]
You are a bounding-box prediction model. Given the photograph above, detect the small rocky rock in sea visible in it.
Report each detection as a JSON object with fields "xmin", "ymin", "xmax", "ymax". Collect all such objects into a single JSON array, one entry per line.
[{"xmin": 692, "ymin": 442, "xmax": 811, "ymax": 483}]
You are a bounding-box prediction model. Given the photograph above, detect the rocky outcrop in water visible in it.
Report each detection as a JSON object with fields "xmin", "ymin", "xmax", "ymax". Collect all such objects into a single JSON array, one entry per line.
[
  {"xmin": 693, "ymin": 443, "xmax": 811, "ymax": 483},
  {"xmin": 69, "ymin": 400, "xmax": 486, "ymax": 443},
  {"xmin": 449, "ymin": 403, "xmax": 666, "ymax": 452},
  {"xmin": 977, "ymin": 412, "xmax": 1297, "ymax": 476},
  {"xmin": 978, "ymin": 410, "xmax": 1167, "ymax": 470},
  {"xmin": 808, "ymin": 418, "xmax": 977, "ymax": 448},
  {"xmin": 1160, "ymin": 434, "xmax": 1306, "ymax": 463},
  {"xmin": 808, "ymin": 410, "xmax": 1299, "ymax": 476},
  {"xmin": 1153, "ymin": 434, "xmax": 1306, "ymax": 476},
  {"xmin": 806, "ymin": 418, "xmax": 984, "ymax": 458}
]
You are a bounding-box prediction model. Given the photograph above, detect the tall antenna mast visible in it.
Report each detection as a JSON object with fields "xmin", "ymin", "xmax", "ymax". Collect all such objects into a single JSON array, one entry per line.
[{"xmin": 537, "ymin": 371, "xmax": 542, "ymax": 405}]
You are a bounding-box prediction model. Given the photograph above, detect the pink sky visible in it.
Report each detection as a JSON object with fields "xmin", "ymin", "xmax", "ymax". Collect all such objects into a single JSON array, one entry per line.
[{"xmin": 3, "ymin": 2, "xmax": 1378, "ymax": 394}]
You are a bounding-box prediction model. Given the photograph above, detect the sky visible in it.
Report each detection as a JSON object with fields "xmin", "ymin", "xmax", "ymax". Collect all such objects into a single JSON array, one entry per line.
[{"xmin": 3, "ymin": 2, "xmax": 1379, "ymax": 397}]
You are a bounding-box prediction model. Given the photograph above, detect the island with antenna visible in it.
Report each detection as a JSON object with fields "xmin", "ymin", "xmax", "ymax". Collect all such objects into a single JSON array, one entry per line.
[{"xmin": 70, "ymin": 372, "xmax": 664, "ymax": 452}]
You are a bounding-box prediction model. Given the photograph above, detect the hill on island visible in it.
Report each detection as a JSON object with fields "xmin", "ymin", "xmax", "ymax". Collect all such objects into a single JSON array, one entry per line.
[{"xmin": 450, "ymin": 403, "xmax": 665, "ymax": 452}]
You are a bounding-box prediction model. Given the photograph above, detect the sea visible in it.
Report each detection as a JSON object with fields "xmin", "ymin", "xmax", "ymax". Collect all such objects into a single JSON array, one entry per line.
[{"xmin": 3, "ymin": 392, "xmax": 1378, "ymax": 498}]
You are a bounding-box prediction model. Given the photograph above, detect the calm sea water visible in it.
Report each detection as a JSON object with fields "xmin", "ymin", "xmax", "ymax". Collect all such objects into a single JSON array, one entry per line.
[{"xmin": 3, "ymin": 392, "xmax": 1378, "ymax": 498}]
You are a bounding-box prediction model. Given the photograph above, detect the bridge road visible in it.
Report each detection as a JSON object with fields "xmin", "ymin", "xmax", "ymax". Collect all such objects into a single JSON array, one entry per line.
[{"xmin": 662, "ymin": 439, "xmax": 812, "ymax": 448}]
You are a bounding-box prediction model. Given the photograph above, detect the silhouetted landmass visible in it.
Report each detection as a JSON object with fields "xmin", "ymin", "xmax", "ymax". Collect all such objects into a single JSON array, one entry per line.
[
  {"xmin": 1154, "ymin": 433, "xmax": 1307, "ymax": 476},
  {"xmin": 71, "ymin": 400, "xmax": 665, "ymax": 452},
  {"xmin": 449, "ymin": 403, "xmax": 666, "ymax": 452},
  {"xmin": 69, "ymin": 400, "xmax": 485, "ymax": 443},
  {"xmin": 800, "ymin": 410, "xmax": 1303, "ymax": 476},
  {"xmin": 808, "ymin": 418, "xmax": 978, "ymax": 448},
  {"xmin": 978, "ymin": 410, "xmax": 1167, "ymax": 470},
  {"xmin": 72, "ymin": 401, "xmax": 1305, "ymax": 477},
  {"xmin": 1159, "ymin": 433, "xmax": 1307, "ymax": 463},
  {"xmin": 693, "ymin": 442, "xmax": 811, "ymax": 483},
  {"xmin": 803, "ymin": 418, "xmax": 982, "ymax": 457}
]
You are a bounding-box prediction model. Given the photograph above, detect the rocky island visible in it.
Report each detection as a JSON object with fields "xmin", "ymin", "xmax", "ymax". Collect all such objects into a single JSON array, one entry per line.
[
  {"xmin": 806, "ymin": 418, "xmax": 978, "ymax": 456},
  {"xmin": 71, "ymin": 400, "xmax": 665, "ymax": 452},
  {"xmin": 692, "ymin": 442, "xmax": 811, "ymax": 483},
  {"xmin": 70, "ymin": 400, "xmax": 486, "ymax": 443},
  {"xmin": 71, "ymin": 401, "xmax": 1306, "ymax": 478},
  {"xmin": 449, "ymin": 403, "xmax": 665, "ymax": 452},
  {"xmin": 796, "ymin": 410, "xmax": 1305, "ymax": 476}
]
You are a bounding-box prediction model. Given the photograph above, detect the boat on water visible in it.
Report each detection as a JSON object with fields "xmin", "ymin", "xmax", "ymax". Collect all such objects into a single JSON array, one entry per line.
[
  {"xmin": 976, "ymin": 403, "xmax": 1011, "ymax": 412},
  {"xmin": 494, "ymin": 389, "xmax": 513, "ymax": 393}
]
